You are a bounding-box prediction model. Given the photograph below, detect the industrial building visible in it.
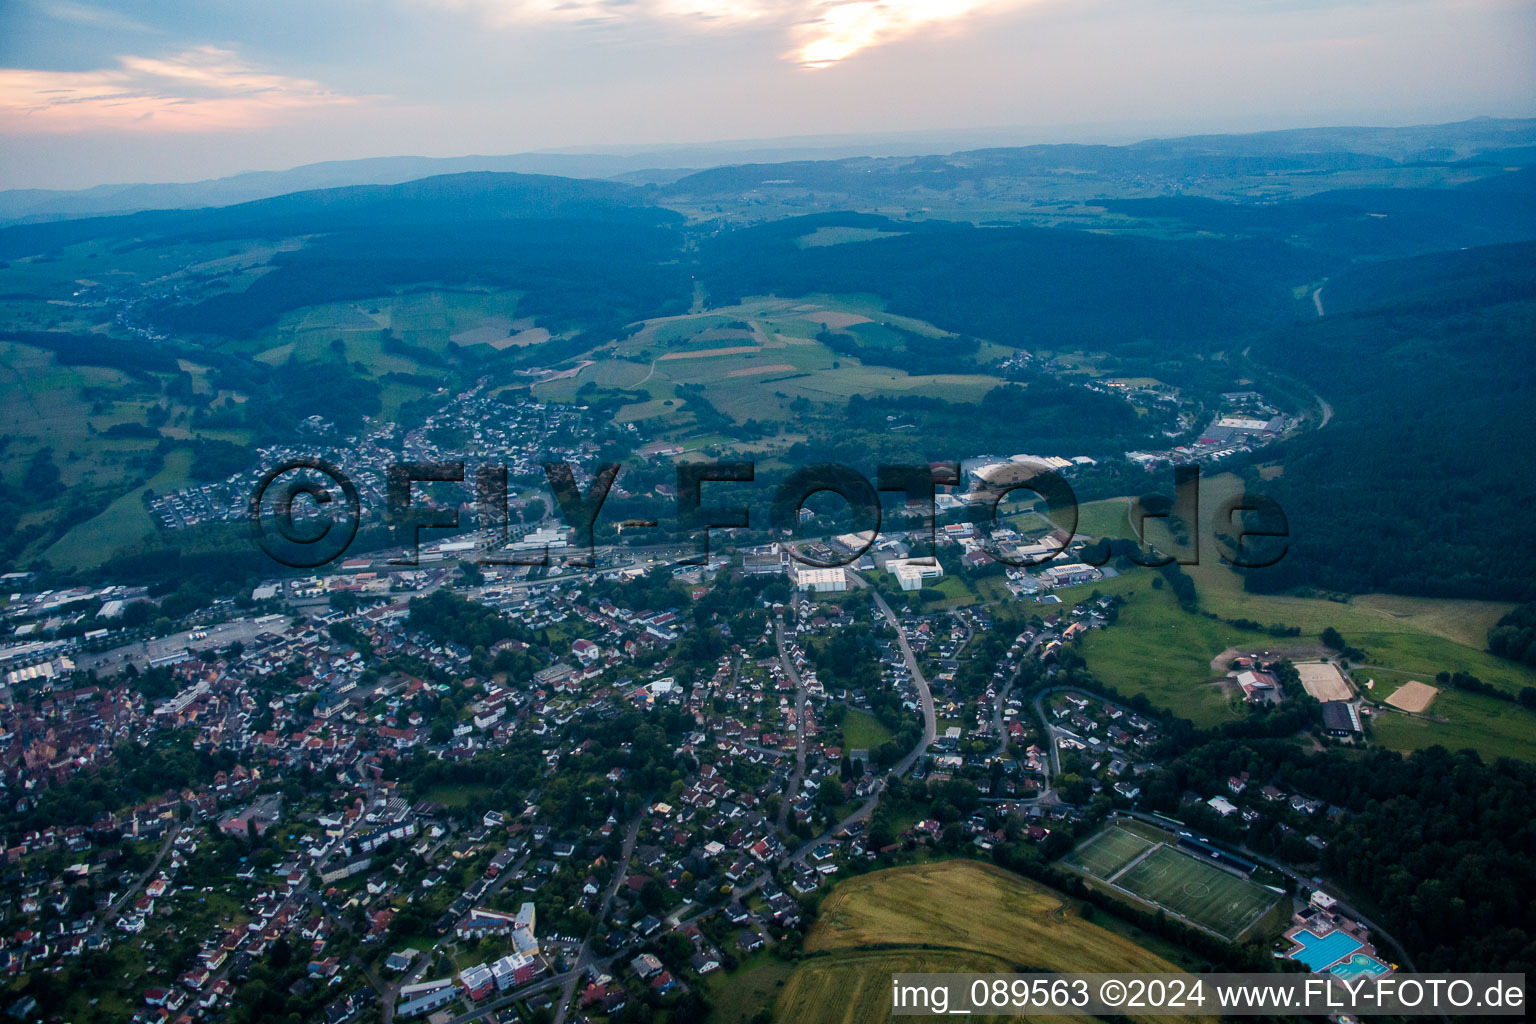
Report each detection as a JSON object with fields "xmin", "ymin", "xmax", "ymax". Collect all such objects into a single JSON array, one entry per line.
[
  {"xmin": 396, "ymin": 978, "xmax": 456, "ymax": 1018},
  {"xmin": 886, "ymin": 558, "xmax": 944, "ymax": 591},
  {"xmin": 794, "ymin": 566, "xmax": 848, "ymax": 593}
]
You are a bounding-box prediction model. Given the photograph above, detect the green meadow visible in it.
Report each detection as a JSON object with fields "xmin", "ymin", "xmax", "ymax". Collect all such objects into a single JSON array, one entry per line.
[
  {"xmin": 1068, "ymin": 475, "xmax": 1536, "ymax": 757},
  {"xmin": 840, "ymin": 708, "xmax": 894, "ymax": 751},
  {"xmin": 532, "ymin": 295, "xmax": 1000, "ymax": 434}
]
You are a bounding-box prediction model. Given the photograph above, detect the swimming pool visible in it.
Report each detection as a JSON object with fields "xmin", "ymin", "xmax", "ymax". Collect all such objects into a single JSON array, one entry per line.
[
  {"xmin": 1288, "ymin": 928, "xmax": 1363, "ymax": 971},
  {"xmin": 1330, "ymin": 953, "xmax": 1390, "ymax": 979}
]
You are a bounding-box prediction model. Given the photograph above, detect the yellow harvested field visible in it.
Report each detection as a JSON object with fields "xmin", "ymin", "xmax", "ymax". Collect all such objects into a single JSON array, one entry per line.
[
  {"xmin": 1385, "ymin": 680, "xmax": 1439, "ymax": 712},
  {"xmin": 726, "ymin": 363, "xmax": 796, "ymax": 377},
  {"xmin": 808, "ymin": 860, "xmax": 1183, "ymax": 972},
  {"xmin": 1296, "ymin": 661, "xmax": 1353, "ymax": 701},
  {"xmin": 784, "ymin": 860, "xmax": 1206, "ymax": 1024},
  {"xmin": 657, "ymin": 345, "xmax": 762, "ymax": 360},
  {"xmin": 777, "ymin": 949, "xmax": 1026, "ymax": 1024},
  {"xmin": 801, "ymin": 310, "xmax": 873, "ymax": 328}
]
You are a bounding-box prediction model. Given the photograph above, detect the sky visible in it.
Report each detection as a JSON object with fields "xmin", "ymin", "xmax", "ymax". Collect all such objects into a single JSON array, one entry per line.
[{"xmin": 0, "ymin": 0, "xmax": 1533, "ymax": 190}]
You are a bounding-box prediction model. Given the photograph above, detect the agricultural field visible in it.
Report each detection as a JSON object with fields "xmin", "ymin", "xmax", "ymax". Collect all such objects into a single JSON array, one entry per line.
[
  {"xmin": 0, "ymin": 330, "xmax": 255, "ymax": 565},
  {"xmin": 44, "ymin": 448, "xmax": 195, "ymax": 570},
  {"xmin": 707, "ymin": 949, "xmax": 794, "ymax": 1024},
  {"xmin": 1367, "ymin": 687, "xmax": 1536, "ymax": 763},
  {"xmin": 0, "ymin": 342, "xmax": 156, "ymax": 490},
  {"xmin": 532, "ymin": 296, "xmax": 1001, "ymax": 434},
  {"xmin": 767, "ymin": 860, "xmax": 1206, "ymax": 1024},
  {"xmin": 248, "ymin": 288, "xmax": 528, "ymax": 358},
  {"xmin": 777, "ymin": 948, "xmax": 1020, "ymax": 1024},
  {"xmin": 240, "ymin": 291, "xmax": 524, "ymax": 419},
  {"xmin": 795, "ymin": 225, "xmax": 910, "ymax": 247},
  {"xmin": 1072, "ymin": 496, "xmax": 1136, "ymax": 542}
]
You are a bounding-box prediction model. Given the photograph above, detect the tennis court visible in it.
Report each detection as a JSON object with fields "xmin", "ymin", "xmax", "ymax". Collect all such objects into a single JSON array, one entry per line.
[
  {"xmin": 1114, "ymin": 845, "xmax": 1278, "ymax": 939},
  {"xmin": 1062, "ymin": 826, "xmax": 1156, "ymax": 880}
]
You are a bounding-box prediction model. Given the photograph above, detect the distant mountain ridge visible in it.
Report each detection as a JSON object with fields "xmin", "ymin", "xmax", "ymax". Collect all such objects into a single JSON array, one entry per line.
[
  {"xmin": 4, "ymin": 117, "xmax": 1533, "ymax": 225},
  {"xmin": 0, "ymin": 172, "xmax": 672, "ymax": 261},
  {"xmin": 0, "ymin": 154, "xmax": 671, "ymax": 225}
]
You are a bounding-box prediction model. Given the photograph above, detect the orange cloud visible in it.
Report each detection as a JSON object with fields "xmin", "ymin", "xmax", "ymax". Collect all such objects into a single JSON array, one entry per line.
[{"xmin": 0, "ymin": 47, "xmax": 364, "ymax": 134}]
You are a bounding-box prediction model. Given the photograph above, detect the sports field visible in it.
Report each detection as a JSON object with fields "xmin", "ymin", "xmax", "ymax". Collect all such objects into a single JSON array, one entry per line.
[
  {"xmin": 1296, "ymin": 662, "xmax": 1353, "ymax": 701},
  {"xmin": 1062, "ymin": 825, "xmax": 1155, "ymax": 879},
  {"xmin": 1114, "ymin": 845, "xmax": 1277, "ymax": 940},
  {"xmin": 1064, "ymin": 824, "xmax": 1279, "ymax": 940}
]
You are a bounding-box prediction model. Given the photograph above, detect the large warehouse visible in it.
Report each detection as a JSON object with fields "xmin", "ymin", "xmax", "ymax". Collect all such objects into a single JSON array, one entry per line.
[{"xmin": 795, "ymin": 566, "xmax": 848, "ymax": 593}]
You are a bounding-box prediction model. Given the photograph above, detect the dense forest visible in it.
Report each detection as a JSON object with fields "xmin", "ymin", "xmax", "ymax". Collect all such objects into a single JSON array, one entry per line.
[
  {"xmin": 1161, "ymin": 737, "xmax": 1536, "ymax": 973},
  {"xmin": 1241, "ymin": 242, "xmax": 1536, "ymax": 600},
  {"xmin": 699, "ymin": 212, "xmax": 1319, "ymax": 351},
  {"xmin": 813, "ymin": 382, "xmax": 1162, "ymax": 465},
  {"xmin": 1100, "ymin": 173, "xmax": 1536, "ymax": 261},
  {"xmin": 156, "ymin": 218, "xmax": 689, "ymax": 341},
  {"xmin": 1488, "ymin": 602, "xmax": 1536, "ymax": 667}
]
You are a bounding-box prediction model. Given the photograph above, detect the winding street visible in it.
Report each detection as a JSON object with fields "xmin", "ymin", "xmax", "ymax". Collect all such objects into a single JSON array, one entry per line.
[
  {"xmin": 860, "ymin": 582, "xmax": 937, "ymax": 772},
  {"xmin": 773, "ymin": 617, "xmax": 808, "ymax": 835},
  {"xmin": 989, "ymin": 635, "xmax": 1044, "ymax": 758},
  {"xmin": 551, "ymin": 798, "xmax": 648, "ymax": 1024},
  {"xmin": 750, "ymin": 577, "xmax": 941, "ymax": 868},
  {"xmin": 91, "ymin": 825, "xmax": 178, "ymax": 939}
]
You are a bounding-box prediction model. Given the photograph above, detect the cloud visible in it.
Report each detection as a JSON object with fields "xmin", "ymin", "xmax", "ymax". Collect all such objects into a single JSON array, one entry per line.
[
  {"xmin": 32, "ymin": 1, "xmax": 156, "ymax": 34},
  {"xmin": 0, "ymin": 46, "xmax": 365, "ymax": 133},
  {"xmin": 439, "ymin": 0, "xmax": 1025, "ymax": 66},
  {"xmin": 791, "ymin": 0, "xmax": 992, "ymax": 68},
  {"xmin": 438, "ymin": 0, "xmax": 778, "ymax": 30}
]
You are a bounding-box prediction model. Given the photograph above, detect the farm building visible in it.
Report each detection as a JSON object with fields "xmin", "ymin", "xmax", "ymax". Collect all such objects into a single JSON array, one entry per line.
[{"xmin": 1320, "ymin": 701, "xmax": 1362, "ymax": 737}]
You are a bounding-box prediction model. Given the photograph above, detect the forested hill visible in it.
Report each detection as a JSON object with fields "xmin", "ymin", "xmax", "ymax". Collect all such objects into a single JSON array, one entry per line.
[
  {"xmin": 660, "ymin": 117, "xmax": 1536, "ymax": 201},
  {"xmin": 1242, "ymin": 241, "xmax": 1536, "ymax": 600},
  {"xmin": 1099, "ymin": 168, "xmax": 1536, "ymax": 261},
  {"xmin": 699, "ymin": 213, "xmax": 1323, "ymax": 351},
  {"xmin": 0, "ymin": 172, "xmax": 692, "ymax": 341}
]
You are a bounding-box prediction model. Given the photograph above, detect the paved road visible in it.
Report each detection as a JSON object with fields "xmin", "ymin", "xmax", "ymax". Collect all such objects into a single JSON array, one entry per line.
[
  {"xmin": 990, "ymin": 636, "xmax": 1043, "ymax": 757},
  {"xmin": 443, "ymin": 968, "xmax": 580, "ymax": 1024},
  {"xmin": 773, "ymin": 617, "xmax": 808, "ymax": 835},
  {"xmin": 757, "ymin": 580, "xmax": 940, "ymax": 869},
  {"xmin": 864, "ymin": 586, "xmax": 937, "ymax": 772},
  {"xmin": 91, "ymin": 826, "xmax": 178, "ymax": 938},
  {"xmin": 1033, "ymin": 688, "xmax": 1070, "ymax": 781},
  {"xmin": 551, "ymin": 799, "xmax": 648, "ymax": 1024}
]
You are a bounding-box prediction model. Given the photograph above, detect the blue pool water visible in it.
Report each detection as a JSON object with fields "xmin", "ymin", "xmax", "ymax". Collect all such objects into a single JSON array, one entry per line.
[
  {"xmin": 1330, "ymin": 953, "xmax": 1390, "ymax": 979},
  {"xmin": 1289, "ymin": 929, "xmax": 1363, "ymax": 971}
]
